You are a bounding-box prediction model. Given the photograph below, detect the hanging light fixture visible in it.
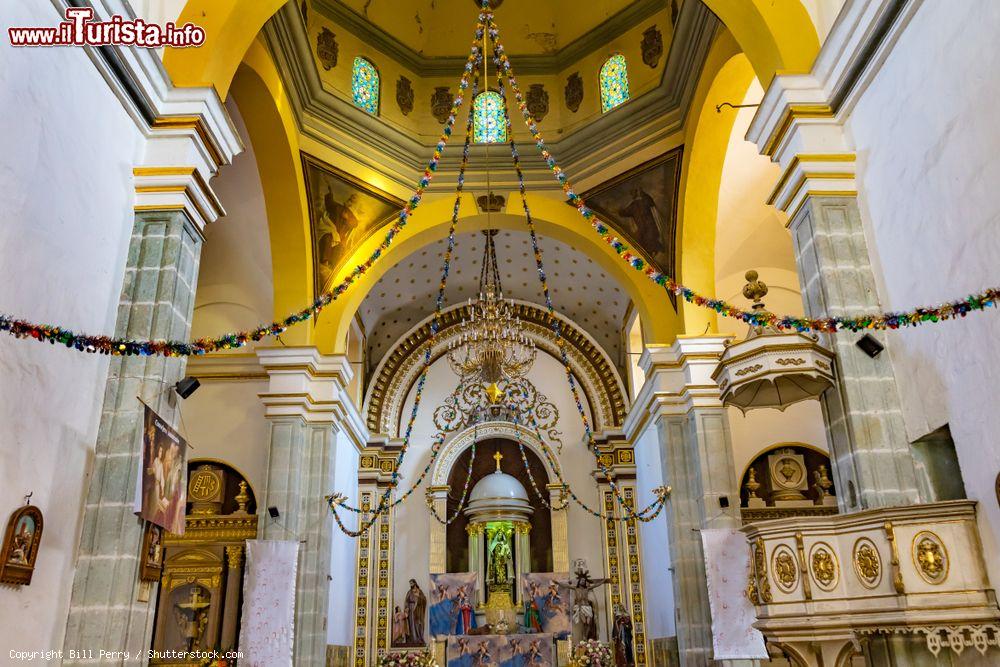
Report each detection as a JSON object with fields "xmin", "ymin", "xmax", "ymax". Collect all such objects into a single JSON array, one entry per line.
[{"xmin": 447, "ymin": 230, "xmax": 536, "ymax": 393}]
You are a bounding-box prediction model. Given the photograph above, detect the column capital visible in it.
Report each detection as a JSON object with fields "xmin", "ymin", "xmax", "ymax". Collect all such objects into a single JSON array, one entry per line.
[
  {"xmin": 133, "ymin": 166, "xmax": 225, "ymax": 232},
  {"xmin": 626, "ymin": 336, "xmax": 731, "ymax": 439},
  {"xmin": 257, "ymin": 347, "xmax": 368, "ymax": 449}
]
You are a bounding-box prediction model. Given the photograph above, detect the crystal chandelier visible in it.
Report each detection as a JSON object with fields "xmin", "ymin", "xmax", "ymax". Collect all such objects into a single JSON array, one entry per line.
[{"xmin": 447, "ymin": 230, "xmax": 536, "ymax": 393}]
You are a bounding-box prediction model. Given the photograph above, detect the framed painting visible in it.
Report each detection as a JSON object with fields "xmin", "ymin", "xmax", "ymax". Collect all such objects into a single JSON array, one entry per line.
[
  {"xmin": 0, "ymin": 504, "xmax": 43, "ymax": 585},
  {"xmin": 139, "ymin": 522, "xmax": 164, "ymax": 582},
  {"xmin": 302, "ymin": 152, "xmax": 405, "ymax": 298},
  {"xmin": 580, "ymin": 147, "xmax": 683, "ymax": 307}
]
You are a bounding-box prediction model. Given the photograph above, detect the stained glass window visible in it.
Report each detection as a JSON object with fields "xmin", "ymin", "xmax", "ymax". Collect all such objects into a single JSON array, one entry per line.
[
  {"xmin": 473, "ymin": 91, "xmax": 507, "ymax": 144},
  {"xmin": 599, "ymin": 54, "xmax": 630, "ymax": 113},
  {"xmin": 352, "ymin": 57, "xmax": 379, "ymax": 115}
]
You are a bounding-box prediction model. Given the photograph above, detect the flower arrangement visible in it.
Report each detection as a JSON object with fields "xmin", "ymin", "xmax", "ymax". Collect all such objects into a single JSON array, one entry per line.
[
  {"xmin": 378, "ymin": 651, "xmax": 437, "ymax": 667},
  {"xmin": 571, "ymin": 639, "xmax": 614, "ymax": 667}
]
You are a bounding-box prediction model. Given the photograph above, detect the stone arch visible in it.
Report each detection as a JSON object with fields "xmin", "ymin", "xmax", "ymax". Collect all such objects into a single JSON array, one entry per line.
[
  {"xmin": 364, "ymin": 300, "xmax": 628, "ymax": 437},
  {"xmin": 431, "ymin": 421, "xmax": 561, "ymax": 488}
]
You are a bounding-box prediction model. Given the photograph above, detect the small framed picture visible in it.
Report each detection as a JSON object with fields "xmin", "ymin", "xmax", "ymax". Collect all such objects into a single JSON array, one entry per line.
[
  {"xmin": 139, "ymin": 522, "xmax": 164, "ymax": 582},
  {"xmin": 0, "ymin": 505, "xmax": 43, "ymax": 586}
]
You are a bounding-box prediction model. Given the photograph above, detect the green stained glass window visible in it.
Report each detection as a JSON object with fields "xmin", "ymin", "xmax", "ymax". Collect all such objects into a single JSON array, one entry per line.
[
  {"xmin": 352, "ymin": 57, "xmax": 379, "ymax": 114},
  {"xmin": 473, "ymin": 91, "xmax": 507, "ymax": 144},
  {"xmin": 599, "ymin": 54, "xmax": 630, "ymax": 113}
]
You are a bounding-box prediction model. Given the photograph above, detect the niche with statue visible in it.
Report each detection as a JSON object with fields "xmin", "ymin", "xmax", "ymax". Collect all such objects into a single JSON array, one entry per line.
[{"xmin": 739, "ymin": 444, "xmax": 838, "ymax": 521}]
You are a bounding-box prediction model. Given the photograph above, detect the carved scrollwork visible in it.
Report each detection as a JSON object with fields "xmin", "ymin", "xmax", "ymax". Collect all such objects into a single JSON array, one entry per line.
[
  {"xmin": 913, "ymin": 531, "xmax": 949, "ymax": 584},
  {"xmin": 809, "ymin": 543, "xmax": 838, "ymax": 590},
  {"xmin": 853, "ymin": 538, "xmax": 882, "ymax": 588},
  {"xmin": 772, "ymin": 546, "xmax": 798, "ymax": 592}
]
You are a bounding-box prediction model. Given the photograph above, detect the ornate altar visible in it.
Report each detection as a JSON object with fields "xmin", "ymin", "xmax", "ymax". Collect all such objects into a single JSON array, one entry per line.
[{"xmin": 150, "ymin": 462, "xmax": 258, "ymax": 665}]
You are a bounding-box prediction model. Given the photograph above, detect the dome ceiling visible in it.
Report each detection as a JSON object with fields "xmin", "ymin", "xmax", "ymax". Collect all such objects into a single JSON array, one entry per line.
[
  {"xmin": 334, "ymin": 0, "xmax": 642, "ymax": 57},
  {"xmin": 357, "ymin": 229, "xmax": 630, "ymax": 377}
]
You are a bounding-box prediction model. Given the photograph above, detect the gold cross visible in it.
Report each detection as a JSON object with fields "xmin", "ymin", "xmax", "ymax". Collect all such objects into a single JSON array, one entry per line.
[{"xmin": 493, "ymin": 450, "xmax": 504, "ymax": 472}]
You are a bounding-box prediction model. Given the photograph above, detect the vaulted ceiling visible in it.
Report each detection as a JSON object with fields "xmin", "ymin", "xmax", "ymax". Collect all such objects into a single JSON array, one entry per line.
[
  {"xmin": 334, "ymin": 0, "xmax": 641, "ymax": 57},
  {"xmin": 357, "ymin": 229, "xmax": 630, "ymax": 378}
]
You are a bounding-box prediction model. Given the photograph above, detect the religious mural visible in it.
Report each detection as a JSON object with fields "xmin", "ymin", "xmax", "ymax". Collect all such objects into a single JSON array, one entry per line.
[
  {"xmin": 429, "ymin": 572, "xmax": 479, "ymax": 639},
  {"xmin": 447, "ymin": 633, "xmax": 554, "ymax": 667},
  {"xmin": 581, "ymin": 148, "xmax": 682, "ymax": 308},
  {"xmin": 302, "ymin": 153, "xmax": 404, "ymax": 298},
  {"xmin": 136, "ymin": 403, "xmax": 188, "ymax": 535},
  {"xmin": 520, "ymin": 573, "xmax": 571, "ymax": 639}
]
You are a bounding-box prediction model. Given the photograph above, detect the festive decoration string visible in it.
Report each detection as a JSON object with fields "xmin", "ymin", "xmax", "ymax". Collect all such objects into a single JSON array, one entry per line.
[
  {"xmin": 489, "ymin": 18, "xmax": 1000, "ymax": 334},
  {"xmin": 489, "ymin": 38, "xmax": 662, "ymax": 522},
  {"xmin": 427, "ymin": 430, "xmax": 479, "ymax": 525},
  {"xmin": 327, "ymin": 41, "xmax": 485, "ymax": 534},
  {"xmin": 1, "ymin": 5, "xmax": 997, "ymax": 357}
]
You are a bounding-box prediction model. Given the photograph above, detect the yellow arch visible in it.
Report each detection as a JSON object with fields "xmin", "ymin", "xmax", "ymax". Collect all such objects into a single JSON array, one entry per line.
[
  {"xmin": 677, "ymin": 31, "xmax": 755, "ymax": 335},
  {"xmin": 312, "ymin": 194, "xmax": 682, "ymax": 354},
  {"xmin": 701, "ymin": 0, "xmax": 821, "ymax": 84},
  {"xmin": 229, "ymin": 38, "xmax": 314, "ymax": 346},
  {"xmin": 164, "ymin": 0, "xmax": 288, "ymax": 98}
]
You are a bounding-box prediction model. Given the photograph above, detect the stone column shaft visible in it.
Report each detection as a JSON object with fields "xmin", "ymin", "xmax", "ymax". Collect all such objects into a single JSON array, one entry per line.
[
  {"xmin": 790, "ymin": 196, "xmax": 921, "ymax": 510},
  {"xmin": 64, "ymin": 210, "xmax": 202, "ymax": 664}
]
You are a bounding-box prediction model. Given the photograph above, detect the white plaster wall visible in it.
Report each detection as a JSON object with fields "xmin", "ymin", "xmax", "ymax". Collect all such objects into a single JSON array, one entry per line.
[
  {"xmin": 728, "ymin": 403, "xmax": 829, "ymax": 480},
  {"xmin": 0, "ymin": 0, "xmax": 143, "ymax": 656},
  {"xmin": 634, "ymin": 425, "xmax": 675, "ymax": 641},
  {"xmin": 392, "ymin": 350, "xmax": 619, "ymax": 636},
  {"xmin": 179, "ymin": 378, "xmax": 270, "ymax": 494},
  {"xmin": 191, "ymin": 98, "xmax": 274, "ymax": 342},
  {"xmin": 845, "ymin": 0, "xmax": 1000, "ymax": 589},
  {"xmin": 328, "ymin": 429, "xmax": 360, "ymax": 647}
]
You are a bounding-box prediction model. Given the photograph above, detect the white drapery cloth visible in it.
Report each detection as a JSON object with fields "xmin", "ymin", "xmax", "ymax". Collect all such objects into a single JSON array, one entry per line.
[
  {"xmin": 239, "ymin": 540, "xmax": 299, "ymax": 667},
  {"xmin": 701, "ymin": 529, "xmax": 768, "ymax": 660}
]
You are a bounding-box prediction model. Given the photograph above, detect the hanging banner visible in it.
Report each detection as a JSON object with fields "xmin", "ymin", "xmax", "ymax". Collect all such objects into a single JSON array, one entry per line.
[
  {"xmin": 239, "ymin": 540, "xmax": 299, "ymax": 667},
  {"xmin": 447, "ymin": 633, "xmax": 554, "ymax": 667},
  {"xmin": 701, "ymin": 529, "xmax": 768, "ymax": 660},
  {"xmin": 429, "ymin": 572, "xmax": 478, "ymax": 638},
  {"xmin": 133, "ymin": 403, "xmax": 188, "ymax": 534},
  {"xmin": 520, "ymin": 573, "xmax": 571, "ymax": 639}
]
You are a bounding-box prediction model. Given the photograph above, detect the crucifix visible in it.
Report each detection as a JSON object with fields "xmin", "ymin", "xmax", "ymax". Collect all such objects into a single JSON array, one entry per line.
[{"xmin": 493, "ymin": 450, "xmax": 504, "ymax": 472}]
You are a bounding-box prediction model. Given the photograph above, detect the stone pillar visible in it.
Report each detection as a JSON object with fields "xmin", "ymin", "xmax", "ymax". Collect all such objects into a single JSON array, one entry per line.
[
  {"xmin": 429, "ymin": 486, "xmax": 450, "ymax": 574},
  {"xmin": 63, "ymin": 209, "xmax": 203, "ymax": 664},
  {"xmin": 788, "ymin": 196, "xmax": 921, "ymax": 509},
  {"xmin": 513, "ymin": 520, "xmax": 531, "ymax": 603},
  {"xmin": 466, "ymin": 521, "xmax": 484, "ymax": 606},
  {"xmin": 258, "ymin": 347, "xmax": 367, "ymax": 667},
  {"xmin": 746, "ymin": 81, "xmax": 924, "ymax": 510},
  {"xmin": 636, "ymin": 338, "xmax": 749, "ymax": 667}
]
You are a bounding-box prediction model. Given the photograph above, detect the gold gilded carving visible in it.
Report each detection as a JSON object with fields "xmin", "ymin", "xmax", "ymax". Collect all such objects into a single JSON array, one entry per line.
[
  {"xmin": 735, "ymin": 364, "xmax": 764, "ymax": 377},
  {"xmin": 750, "ymin": 537, "xmax": 772, "ymax": 604},
  {"xmin": 795, "ymin": 532, "xmax": 812, "ymax": 600},
  {"xmin": 883, "ymin": 522, "xmax": 905, "ymax": 594},
  {"xmin": 772, "ymin": 546, "xmax": 797, "ymax": 592},
  {"xmin": 810, "ymin": 543, "xmax": 838, "ymax": 590},
  {"xmin": 775, "ymin": 357, "xmax": 807, "ymax": 366},
  {"xmin": 853, "ymin": 538, "xmax": 881, "ymax": 588},
  {"xmin": 225, "ymin": 545, "xmax": 243, "ymax": 570},
  {"xmin": 913, "ymin": 531, "xmax": 948, "ymax": 584}
]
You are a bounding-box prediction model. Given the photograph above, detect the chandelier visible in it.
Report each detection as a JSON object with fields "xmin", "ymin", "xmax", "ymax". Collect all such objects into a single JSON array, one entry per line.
[{"xmin": 447, "ymin": 230, "xmax": 536, "ymax": 394}]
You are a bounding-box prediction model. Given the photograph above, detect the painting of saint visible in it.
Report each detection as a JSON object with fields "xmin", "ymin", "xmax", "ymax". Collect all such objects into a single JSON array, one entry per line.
[
  {"xmin": 136, "ymin": 404, "xmax": 188, "ymax": 535},
  {"xmin": 0, "ymin": 505, "xmax": 43, "ymax": 585},
  {"xmin": 429, "ymin": 572, "xmax": 479, "ymax": 639},
  {"xmin": 303, "ymin": 153, "xmax": 404, "ymax": 298},
  {"xmin": 581, "ymin": 148, "xmax": 682, "ymax": 307}
]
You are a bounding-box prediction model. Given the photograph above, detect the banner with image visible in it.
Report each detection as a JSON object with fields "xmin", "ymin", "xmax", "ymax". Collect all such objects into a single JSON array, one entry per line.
[
  {"xmin": 133, "ymin": 403, "xmax": 188, "ymax": 534},
  {"xmin": 520, "ymin": 573, "xmax": 571, "ymax": 639},
  {"xmin": 447, "ymin": 633, "xmax": 553, "ymax": 667},
  {"xmin": 430, "ymin": 572, "xmax": 478, "ymax": 638}
]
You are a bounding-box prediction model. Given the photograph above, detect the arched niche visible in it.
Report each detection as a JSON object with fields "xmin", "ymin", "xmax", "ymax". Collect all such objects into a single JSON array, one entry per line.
[{"xmin": 365, "ymin": 301, "xmax": 627, "ymax": 437}]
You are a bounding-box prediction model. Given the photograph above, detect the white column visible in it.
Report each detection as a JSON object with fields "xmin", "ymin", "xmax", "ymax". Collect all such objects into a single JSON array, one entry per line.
[{"xmin": 257, "ymin": 347, "xmax": 368, "ymax": 666}]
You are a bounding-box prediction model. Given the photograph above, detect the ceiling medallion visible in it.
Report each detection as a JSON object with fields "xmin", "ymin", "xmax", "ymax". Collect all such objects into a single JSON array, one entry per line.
[
  {"xmin": 565, "ymin": 72, "xmax": 583, "ymax": 113},
  {"xmin": 316, "ymin": 27, "xmax": 338, "ymax": 70},
  {"xmin": 641, "ymin": 25, "xmax": 663, "ymax": 68}
]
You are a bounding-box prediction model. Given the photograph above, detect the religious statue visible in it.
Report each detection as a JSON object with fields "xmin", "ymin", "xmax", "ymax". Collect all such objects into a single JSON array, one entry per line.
[
  {"xmin": 173, "ymin": 586, "xmax": 211, "ymax": 653},
  {"xmin": 405, "ymin": 579, "xmax": 427, "ymax": 645},
  {"xmin": 523, "ymin": 597, "xmax": 542, "ymax": 633},
  {"xmin": 392, "ymin": 605, "xmax": 409, "ymax": 646},
  {"xmin": 487, "ymin": 521, "xmax": 513, "ymax": 588},
  {"xmin": 567, "ymin": 562, "xmax": 611, "ymax": 641},
  {"xmin": 612, "ymin": 605, "xmax": 635, "ymax": 666},
  {"xmin": 455, "ymin": 585, "xmax": 476, "ymax": 634}
]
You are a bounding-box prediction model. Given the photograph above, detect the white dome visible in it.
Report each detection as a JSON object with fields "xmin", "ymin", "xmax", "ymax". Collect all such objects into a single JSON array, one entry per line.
[{"xmin": 469, "ymin": 471, "xmax": 529, "ymax": 502}]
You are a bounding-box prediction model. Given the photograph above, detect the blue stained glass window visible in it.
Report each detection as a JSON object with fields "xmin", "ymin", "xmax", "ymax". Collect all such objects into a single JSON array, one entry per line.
[
  {"xmin": 599, "ymin": 54, "xmax": 630, "ymax": 113},
  {"xmin": 352, "ymin": 57, "xmax": 379, "ymax": 114},
  {"xmin": 473, "ymin": 91, "xmax": 507, "ymax": 144}
]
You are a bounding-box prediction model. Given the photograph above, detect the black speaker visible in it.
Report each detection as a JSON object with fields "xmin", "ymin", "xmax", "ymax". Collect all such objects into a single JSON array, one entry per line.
[
  {"xmin": 174, "ymin": 376, "xmax": 201, "ymax": 399},
  {"xmin": 267, "ymin": 506, "xmax": 280, "ymax": 519},
  {"xmin": 856, "ymin": 334, "xmax": 884, "ymax": 358}
]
